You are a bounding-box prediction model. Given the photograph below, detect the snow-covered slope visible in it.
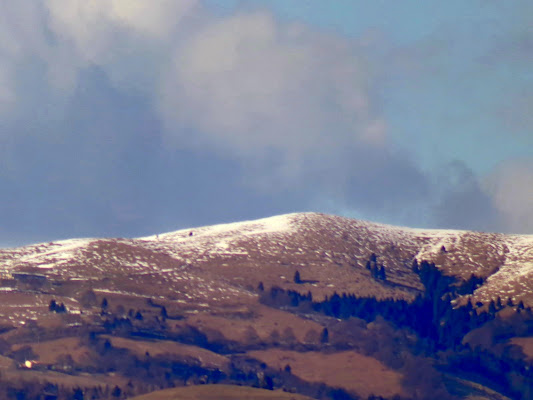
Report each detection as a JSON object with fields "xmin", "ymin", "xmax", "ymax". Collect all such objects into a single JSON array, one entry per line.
[{"xmin": 0, "ymin": 212, "xmax": 532, "ymax": 325}]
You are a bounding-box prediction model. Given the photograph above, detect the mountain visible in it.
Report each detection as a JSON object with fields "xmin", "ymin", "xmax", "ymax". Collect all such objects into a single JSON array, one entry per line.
[
  {"xmin": 2, "ymin": 212, "xmax": 532, "ymax": 312},
  {"xmin": 0, "ymin": 212, "xmax": 531, "ymax": 399}
]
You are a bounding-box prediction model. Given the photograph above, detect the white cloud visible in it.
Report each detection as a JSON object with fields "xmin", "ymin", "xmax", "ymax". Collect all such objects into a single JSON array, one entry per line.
[
  {"xmin": 46, "ymin": 0, "xmax": 197, "ymax": 50},
  {"xmin": 485, "ymin": 160, "xmax": 533, "ymax": 234},
  {"xmin": 106, "ymin": 0, "xmax": 197, "ymax": 38},
  {"xmin": 0, "ymin": 2, "xmax": 390, "ymax": 191},
  {"xmin": 44, "ymin": 0, "xmax": 197, "ymax": 91},
  {"xmin": 1, "ymin": 3, "xmax": 384, "ymax": 173},
  {"xmin": 158, "ymin": 12, "xmax": 386, "ymax": 170},
  {"xmin": 1, "ymin": 1, "xmax": 529, "ymax": 238},
  {"xmin": 0, "ymin": 2, "xmax": 51, "ymax": 113}
]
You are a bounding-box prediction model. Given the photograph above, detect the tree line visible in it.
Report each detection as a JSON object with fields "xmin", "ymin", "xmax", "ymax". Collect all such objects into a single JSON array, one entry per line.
[{"xmin": 259, "ymin": 258, "xmax": 533, "ymax": 399}]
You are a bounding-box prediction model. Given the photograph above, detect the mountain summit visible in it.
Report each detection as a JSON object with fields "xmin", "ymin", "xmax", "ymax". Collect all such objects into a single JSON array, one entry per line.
[
  {"xmin": 0, "ymin": 213, "xmax": 532, "ymax": 399},
  {"xmin": 2, "ymin": 212, "xmax": 532, "ymax": 316}
]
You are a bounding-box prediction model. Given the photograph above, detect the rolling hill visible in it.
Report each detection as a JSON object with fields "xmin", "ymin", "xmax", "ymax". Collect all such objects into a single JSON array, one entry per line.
[{"xmin": 0, "ymin": 212, "xmax": 531, "ymax": 399}]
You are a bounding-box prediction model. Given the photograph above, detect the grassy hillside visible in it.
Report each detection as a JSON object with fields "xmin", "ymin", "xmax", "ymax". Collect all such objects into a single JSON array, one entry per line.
[
  {"xmin": 0, "ymin": 213, "xmax": 530, "ymax": 399},
  {"xmin": 247, "ymin": 349, "xmax": 404, "ymax": 399},
  {"xmin": 129, "ymin": 384, "xmax": 315, "ymax": 400}
]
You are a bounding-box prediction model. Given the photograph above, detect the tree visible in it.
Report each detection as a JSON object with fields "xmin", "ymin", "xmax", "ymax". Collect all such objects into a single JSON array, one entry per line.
[
  {"xmin": 320, "ymin": 327, "xmax": 329, "ymax": 344},
  {"xmin": 489, "ymin": 300, "xmax": 497, "ymax": 314},
  {"xmin": 49, "ymin": 299, "xmax": 66, "ymax": 313},
  {"xmin": 111, "ymin": 386, "xmax": 122, "ymax": 398},
  {"xmin": 294, "ymin": 271, "xmax": 302, "ymax": 284}
]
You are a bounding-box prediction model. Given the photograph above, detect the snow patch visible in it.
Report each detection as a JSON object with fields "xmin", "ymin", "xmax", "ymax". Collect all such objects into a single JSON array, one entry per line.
[{"xmin": 142, "ymin": 213, "xmax": 295, "ymax": 242}]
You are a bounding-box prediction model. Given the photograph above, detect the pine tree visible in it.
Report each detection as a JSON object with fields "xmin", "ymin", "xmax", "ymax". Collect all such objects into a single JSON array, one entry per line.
[
  {"xmin": 489, "ymin": 300, "xmax": 497, "ymax": 314},
  {"xmin": 294, "ymin": 271, "xmax": 302, "ymax": 284},
  {"xmin": 111, "ymin": 386, "xmax": 122, "ymax": 398},
  {"xmin": 73, "ymin": 388, "xmax": 84, "ymax": 400},
  {"xmin": 320, "ymin": 327, "xmax": 329, "ymax": 343},
  {"xmin": 465, "ymin": 298, "xmax": 473, "ymax": 312}
]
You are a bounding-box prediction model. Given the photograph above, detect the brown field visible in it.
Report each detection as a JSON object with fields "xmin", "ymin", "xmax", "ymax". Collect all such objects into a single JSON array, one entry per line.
[
  {"xmin": 129, "ymin": 384, "xmax": 315, "ymax": 400},
  {"xmin": 0, "ymin": 355, "xmax": 13, "ymax": 369},
  {"xmin": 102, "ymin": 336, "xmax": 230, "ymax": 370},
  {"xmin": 181, "ymin": 305, "xmax": 323, "ymax": 344},
  {"xmin": 247, "ymin": 349, "xmax": 405, "ymax": 399},
  {"xmin": 0, "ymin": 213, "xmax": 530, "ymax": 399},
  {"xmin": 12, "ymin": 337, "xmax": 93, "ymax": 365}
]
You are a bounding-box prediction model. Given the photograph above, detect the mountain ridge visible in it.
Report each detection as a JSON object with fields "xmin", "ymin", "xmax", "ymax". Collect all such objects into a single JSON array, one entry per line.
[
  {"xmin": 0, "ymin": 212, "xmax": 531, "ymax": 399},
  {"xmin": 1, "ymin": 212, "xmax": 532, "ymax": 314}
]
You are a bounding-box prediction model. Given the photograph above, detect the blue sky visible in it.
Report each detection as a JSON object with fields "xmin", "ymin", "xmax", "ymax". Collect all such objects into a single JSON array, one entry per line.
[{"xmin": 0, "ymin": 1, "xmax": 531, "ymax": 246}]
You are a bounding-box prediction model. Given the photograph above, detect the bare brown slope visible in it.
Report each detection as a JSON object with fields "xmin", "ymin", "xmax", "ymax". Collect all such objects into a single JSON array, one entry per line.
[
  {"xmin": 247, "ymin": 349, "xmax": 404, "ymax": 399},
  {"xmin": 129, "ymin": 384, "xmax": 315, "ymax": 400},
  {"xmin": 0, "ymin": 212, "xmax": 531, "ymax": 324}
]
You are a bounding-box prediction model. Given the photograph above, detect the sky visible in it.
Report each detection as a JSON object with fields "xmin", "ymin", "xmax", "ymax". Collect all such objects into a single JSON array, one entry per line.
[{"xmin": 0, "ymin": 0, "xmax": 532, "ymax": 247}]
